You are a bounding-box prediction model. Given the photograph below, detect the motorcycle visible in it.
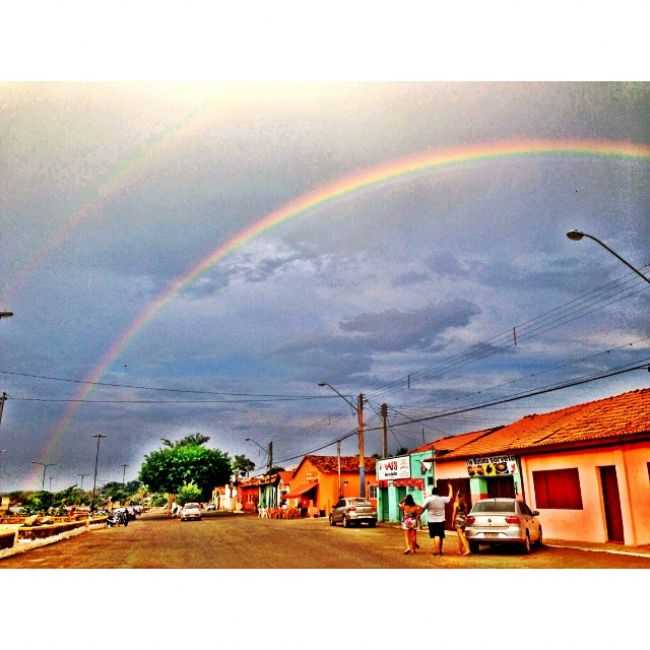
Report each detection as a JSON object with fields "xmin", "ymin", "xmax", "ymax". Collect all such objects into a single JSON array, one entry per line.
[{"xmin": 107, "ymin": 509, "xmax": 129, "ymax": 527}]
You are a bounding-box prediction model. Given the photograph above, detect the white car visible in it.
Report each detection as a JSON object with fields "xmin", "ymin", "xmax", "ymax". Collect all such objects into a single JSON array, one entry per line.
[
  {"xmin": 180, "ymin": 502, "xmax": 202, "ymax": 521},
  {"xmin": 465, "ymin": 498, "xmax": 543, "ymax": 553}
]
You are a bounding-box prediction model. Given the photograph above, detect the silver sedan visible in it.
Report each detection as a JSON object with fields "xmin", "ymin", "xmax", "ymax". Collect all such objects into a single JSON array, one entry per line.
[{"xmin": 465, "ymin": 498, "xmax": 543, "ymax": 553}]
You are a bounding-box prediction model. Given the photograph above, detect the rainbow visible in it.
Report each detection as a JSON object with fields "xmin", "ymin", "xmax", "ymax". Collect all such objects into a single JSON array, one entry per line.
[
  {"xmin": 6, "ymin": 100, "xmax": 216, "ymax": 304},
  {"xmin": 36, "ymin": 137, "xmax": 650, "ymax": 477}
]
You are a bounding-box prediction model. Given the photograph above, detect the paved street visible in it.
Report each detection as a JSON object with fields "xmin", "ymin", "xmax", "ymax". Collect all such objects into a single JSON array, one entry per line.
[{"xmin": 2, "ymin": 512, "xmax": 650, "ymax": 569}]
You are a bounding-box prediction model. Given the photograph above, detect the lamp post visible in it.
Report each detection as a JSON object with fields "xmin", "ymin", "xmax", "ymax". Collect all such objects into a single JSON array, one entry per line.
[
  {"xmin": 121, "ymin": 463, "xmax": 128, "ymax": 486},
  {"xmin": 566, "ymin": 230, "xmax": 650, "ymax": 285},
  {"xmin": 32, "ymin": 461, "xmax": 57, "ymax": 491},
  {"xmin": 318, "ymin": 383, "xmax": 366, "ymax": 498}
]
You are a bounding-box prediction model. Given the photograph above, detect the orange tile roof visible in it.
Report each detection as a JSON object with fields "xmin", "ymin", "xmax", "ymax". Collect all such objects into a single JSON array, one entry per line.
[
  {"xmin": 410, "ymin": 427, "xmax": 500, "ymax": 454},
  {"xmin": 440, "ymin": 388, "xmax": 650, "ymax": 460},
  {"xmin": 299, "ymin": 455, "xmax": 377, "ymax": 474}
]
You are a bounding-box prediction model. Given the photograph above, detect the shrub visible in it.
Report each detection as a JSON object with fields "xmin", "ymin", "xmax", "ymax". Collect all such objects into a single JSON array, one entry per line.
[{"xmin": 176, "ymin": 482, "xmax": 202, "ymax": 506}]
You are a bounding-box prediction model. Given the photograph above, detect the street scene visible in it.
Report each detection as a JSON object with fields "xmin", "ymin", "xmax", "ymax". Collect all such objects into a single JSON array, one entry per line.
[
  {"xmin": 2, "ymin": 511, "xmax": 650, "ymax": 569},
  {"xmin": 1, "ymin": 80, "xmax": 649, "ymax": 573}
]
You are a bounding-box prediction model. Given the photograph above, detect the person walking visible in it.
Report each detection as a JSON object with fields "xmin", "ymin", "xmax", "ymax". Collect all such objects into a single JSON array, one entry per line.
[
  {"xmin": 452, "ymin": 492, "xmax": 470, "ymax": 555},
  {"xmin": 399, "ymin": 494, "xmax": 423, "ymax": 554},
  {"xmin": 421, "ymin": 483, "xmax": 454, "ymax": 556}
]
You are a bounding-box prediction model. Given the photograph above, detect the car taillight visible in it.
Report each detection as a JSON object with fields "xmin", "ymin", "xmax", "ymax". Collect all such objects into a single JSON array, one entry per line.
[
  {"xmin": 465, "ymin": 516, "xmax": 475, "ymax": 525},
  {"xmin": 347, "ymin": 507, "xmax": 356, "ymax": 511},
  {"xmin": 505, "ymin": 516, "xmax": 520, "ymax": 524}
]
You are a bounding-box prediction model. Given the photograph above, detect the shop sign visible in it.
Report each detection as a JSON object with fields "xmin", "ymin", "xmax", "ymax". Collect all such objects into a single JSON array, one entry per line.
[
  {"xmin": 377, "ymin": 455, "xmax": 411, "ymax": 481},
  {"xmin": 467, "ymin": 455, "xmax": 517, "ymax": 477}
]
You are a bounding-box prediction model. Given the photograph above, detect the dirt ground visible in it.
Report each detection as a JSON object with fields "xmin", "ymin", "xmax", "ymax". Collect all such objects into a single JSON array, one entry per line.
[{"xmin": 2, "ymin": 512, "xmax": 650, "ymax": 569}]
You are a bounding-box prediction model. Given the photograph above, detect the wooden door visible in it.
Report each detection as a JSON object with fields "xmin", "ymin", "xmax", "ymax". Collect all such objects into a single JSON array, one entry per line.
[
  {"xmin": 599, "ymin": 466, "xmax": 624, "ymax": 543},
  {"xmin": 436, "ymin": 478, "xmax": 471, "ymax": 530}
]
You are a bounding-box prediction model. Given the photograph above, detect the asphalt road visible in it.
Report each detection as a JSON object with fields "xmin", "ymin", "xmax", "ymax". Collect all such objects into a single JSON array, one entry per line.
[{"xmin": 2, "ymin": 513, "xmax": 650, "ymax": 568}]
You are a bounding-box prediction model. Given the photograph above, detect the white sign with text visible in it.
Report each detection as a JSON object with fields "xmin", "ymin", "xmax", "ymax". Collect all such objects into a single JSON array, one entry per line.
[{"xmin": 377, "ymin": 455, "xmax": 411, "ymax": 480}]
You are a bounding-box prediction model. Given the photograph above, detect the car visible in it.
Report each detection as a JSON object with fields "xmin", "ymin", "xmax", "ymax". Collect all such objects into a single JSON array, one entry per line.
[
  {"xmin": 329, "ymin": 497, "xmax": 377, "ymax": 528},
  {"xmin": 206, "ymin": 503, "xmax": 216, "ymax": 511},
  {"xmin": 465, "ymin": 498, "xmax": 543, "ymax": 553},
  {"xmin": 180, "ymin": 502, "xmax": 202, "ymax": 521}
]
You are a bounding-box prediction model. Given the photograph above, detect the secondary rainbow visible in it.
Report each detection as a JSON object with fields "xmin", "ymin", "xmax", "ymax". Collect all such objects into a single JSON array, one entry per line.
[{"xmin": 36, "ymin": 137, "xmax": 650, "ymax": 475}]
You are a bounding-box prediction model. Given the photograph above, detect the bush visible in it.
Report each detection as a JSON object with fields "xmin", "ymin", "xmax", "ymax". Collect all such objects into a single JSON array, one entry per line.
[
  {"xmin": 150, "ymin": 493, "xmax": 168, "ymax": 507},
  {"xmin": 176, "ymin": 482, "xmax": 201, "ymax": 506}
]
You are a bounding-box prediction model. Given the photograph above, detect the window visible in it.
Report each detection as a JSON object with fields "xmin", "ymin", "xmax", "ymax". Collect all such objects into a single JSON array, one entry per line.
[{"xmin": 533, "ymin": 468, "xmax": 583, "ymax": 510}]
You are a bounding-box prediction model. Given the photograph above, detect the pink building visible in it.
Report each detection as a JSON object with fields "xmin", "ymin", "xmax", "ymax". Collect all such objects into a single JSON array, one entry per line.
[{"xmin": 413, "ymin": 388, "xmax": 650, "ymax": 546}]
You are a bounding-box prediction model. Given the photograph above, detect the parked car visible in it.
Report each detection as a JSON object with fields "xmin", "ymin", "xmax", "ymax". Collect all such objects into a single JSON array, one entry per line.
[
  {"xmin": 180, "ymin": 502, "xmax": 202, "ymax": 521},
  {"xmin": 206, "ymin": 503, "xmax": 216, "ymax": 511},
  {"xmin": 329, "ymin": 497, "xmax": 377, "ymax": 528},
  {"xmin": 465, "ymin": 498, "xmax": 543, "ymax": 553}
]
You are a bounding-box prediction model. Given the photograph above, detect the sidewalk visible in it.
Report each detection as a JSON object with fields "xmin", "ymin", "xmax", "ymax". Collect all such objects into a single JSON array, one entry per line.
[
  {"xmin": 379, "ymin": 521, "xmax": 650, "ymax": 559},
  {"xmin": 544, "ymin": 538, "xmax": 650, "ymax": 559}
]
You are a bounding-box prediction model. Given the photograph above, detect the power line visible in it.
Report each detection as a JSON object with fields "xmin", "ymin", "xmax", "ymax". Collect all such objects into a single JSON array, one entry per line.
[
  {"xmin": 364, "ymin": 359, "xmax": 650, "ymax": 432},
  {"xmin": 0, "ymin": 369, "xmax": 341, "ymax": 400},
  {"xmin": 367, "ymin": 263, "xmax": 650, "ymax": 400}
]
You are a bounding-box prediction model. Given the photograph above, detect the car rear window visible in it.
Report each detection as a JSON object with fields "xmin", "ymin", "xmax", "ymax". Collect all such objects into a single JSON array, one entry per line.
[
  {"xmin": 348, "ymin": 499, "xmax": 371, "ymax": 506},
  {"xmin": 471, "ymin": 500, "xmax": 516, "ymax": 513}
]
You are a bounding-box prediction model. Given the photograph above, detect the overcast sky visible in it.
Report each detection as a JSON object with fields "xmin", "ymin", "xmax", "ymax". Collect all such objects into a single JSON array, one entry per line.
[{"xmin": 1, "ymin": 82, "xmax": 649, "ymax": 490}]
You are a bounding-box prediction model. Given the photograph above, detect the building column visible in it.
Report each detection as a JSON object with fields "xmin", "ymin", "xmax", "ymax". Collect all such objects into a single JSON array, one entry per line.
[{"xmin": 470, "ymin": 477, "xmax": 488, "ymax": 502}]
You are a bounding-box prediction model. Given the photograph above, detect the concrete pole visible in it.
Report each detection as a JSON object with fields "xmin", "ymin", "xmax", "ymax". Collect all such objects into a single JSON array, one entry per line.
[
  {"xmin": 91, "ymin": 434, "xmax": 107, "ymax": 511},
  {"xmin": 337, "ymin": 440, "xmax": 342, "ymax": 497},
  {"xmin": 357, "ymin": 393, "xmax": 365, "ymax": 498}
]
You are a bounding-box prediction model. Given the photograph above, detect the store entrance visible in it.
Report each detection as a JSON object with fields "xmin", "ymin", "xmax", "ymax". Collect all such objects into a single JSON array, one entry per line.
[
  {"xmin": 435, "ymin": 478, "xmax": 471, "ymax": 530},
  {"xmin": 487, "ymin": 475, "xmax": 516, "ymax": 499}
]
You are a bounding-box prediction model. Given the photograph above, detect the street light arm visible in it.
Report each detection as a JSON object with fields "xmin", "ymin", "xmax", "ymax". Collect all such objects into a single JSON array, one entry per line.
[
  {"xmin": 245, "ymin": 438, "xmax": 269, "ymax": 457},
  {"xmin": 567, "ymin": 230, "xmax": 650, "ymax": 285},
  {"xmin": 318, "ymin": 383, "xmax": 358, "ymax": 413}
]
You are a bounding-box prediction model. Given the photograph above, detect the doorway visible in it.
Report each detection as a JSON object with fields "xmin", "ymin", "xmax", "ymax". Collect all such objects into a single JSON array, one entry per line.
[
  {"xmin": 487, "ymin": 475, "xmax": 516, "ymax": 499},
  {"xmin": 599, "ymin": 466, "xmax": 624, "ymax": 543}
]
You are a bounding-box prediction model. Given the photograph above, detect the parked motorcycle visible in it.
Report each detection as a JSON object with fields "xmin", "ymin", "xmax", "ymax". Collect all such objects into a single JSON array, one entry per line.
[{"xmin": 107, "ymin": 509, "xmax": 129, "ymax": 527}]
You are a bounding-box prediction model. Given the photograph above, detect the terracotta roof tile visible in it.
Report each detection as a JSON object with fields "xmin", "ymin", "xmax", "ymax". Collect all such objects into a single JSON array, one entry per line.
[
  {"xmin": 302, "ymin": 455, "xmax": 377, "ymax": 474},
  {"xmin": 410, "ymin": 427, "xmax": 500, "ymax": 454},
  {"xmin": 441, "ymin": 388, "xmax": 650, "ymax": 459}
]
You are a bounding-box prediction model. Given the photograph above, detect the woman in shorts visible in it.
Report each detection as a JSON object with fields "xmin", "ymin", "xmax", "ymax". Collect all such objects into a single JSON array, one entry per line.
[
  {"xmin": 399, "ymin": 494, "xmax": 423, "ymax": 554},
  {"xmin": 452, "ymin": 493, "xmax": 470, "ymax": 555}
]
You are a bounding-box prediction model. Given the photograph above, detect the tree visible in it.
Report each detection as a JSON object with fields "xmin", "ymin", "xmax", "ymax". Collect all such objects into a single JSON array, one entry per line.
[
  {"xmin": 139, "ymin": 441, "xmax": 231, "ymax": 501},
  {"xmin": 232, "ymin": 454, "xmax": 255, "ymax": 477},
  {"xmin": 161, "ymin": 433, "xmax": 210, "ymax": 448},
  {"xmin": 176, "ymin": 481, "xmax": 202, "ymax": 505}
]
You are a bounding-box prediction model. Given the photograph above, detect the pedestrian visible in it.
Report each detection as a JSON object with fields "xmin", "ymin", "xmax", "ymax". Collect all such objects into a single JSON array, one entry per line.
[
  {"xmin": 421, "ymin": 483, "xmax": 454, "ymax": 556},
  {"xmin": 399, "ymin": 494, "xmax": 423, "ymax": 554},
  {"xmin": 452, "ymin": 492, "xmax": 471, "ymax": 555}
]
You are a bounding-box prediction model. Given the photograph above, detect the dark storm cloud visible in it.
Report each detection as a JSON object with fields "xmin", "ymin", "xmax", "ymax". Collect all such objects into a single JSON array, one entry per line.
[{"xmin": 339, "ymin": 299, "xmax": 481, "ymax": 352}]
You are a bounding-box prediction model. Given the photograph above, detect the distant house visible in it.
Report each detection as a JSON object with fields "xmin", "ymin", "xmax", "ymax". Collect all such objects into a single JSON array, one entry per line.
[
  {"xmin": 412, "ymin": 388, "xmax": 650, "ymax": 546},
  {"xmin": 285, "ymin": 455, "xmax": 377, "ymax": 516}
]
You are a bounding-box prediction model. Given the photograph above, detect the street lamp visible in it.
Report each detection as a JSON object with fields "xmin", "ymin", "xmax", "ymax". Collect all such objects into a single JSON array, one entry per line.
[
  {"xmin": 318, "ymin": 383, "xmax": 367, "ymax": 498},
  {"xmin": 566, "ymin": 229, "xmax": 650, "ymax": 285},
  {"xmin": 32, "ymin": 461, "xmax": 57, "ymax": 491}
]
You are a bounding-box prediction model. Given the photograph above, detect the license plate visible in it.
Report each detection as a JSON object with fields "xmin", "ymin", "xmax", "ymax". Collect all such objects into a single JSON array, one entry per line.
[{"xmin": 484, "ymin": 532, "xmax": 499, "ymax": 537}]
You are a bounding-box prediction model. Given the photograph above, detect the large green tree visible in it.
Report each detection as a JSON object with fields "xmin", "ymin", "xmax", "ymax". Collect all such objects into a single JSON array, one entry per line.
[
  {"xmin": 139, "ymin": 436, "xmax": 231, "ymax": 500},
  {"xmin": 232, "ymin": 454, "xmax": 255, "ymax": 477}
]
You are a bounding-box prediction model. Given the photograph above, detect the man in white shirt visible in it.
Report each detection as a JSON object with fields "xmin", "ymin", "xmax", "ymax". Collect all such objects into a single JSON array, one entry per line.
[{"xmin": 421, "ymin": 483, "xmax": 454, "ymax": 555}]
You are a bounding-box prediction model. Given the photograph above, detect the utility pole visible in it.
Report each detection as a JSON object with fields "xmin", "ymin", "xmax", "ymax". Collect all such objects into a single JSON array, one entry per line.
[
  {"xmin": 336, "ymin": 440, "xmax": 342, "ymax": 497},
  {"xmin": 91, "ymin": 434, "xmax": 107, "ymax": 512},
  {"xmin": 0, "ymin": 449, "xmax": 7, "ymax": 493},
  {"xmin": 267, "ymin": 442, "xmax": 273, "ymax": 475},
  {"xmin": 78, "ymin": 473, "xmax": 89, "ymax": 490},
  {"xmin": 0, "ymin": 392, "xmax": 7, "ymax": 429},
  {"xmin": 357, "ymin": 393, "xmax": 366, "ymax": 498},
  {"xmin": 380, "ymin": 403, "xmax": 389, "ymax": 458},
  {"xmin": 49, "ymin": 476, "xmax": 54, "ymax": 492},
  {"xmin": 121, "ymin": 463, "xmax": 128, "ymax": 486}
]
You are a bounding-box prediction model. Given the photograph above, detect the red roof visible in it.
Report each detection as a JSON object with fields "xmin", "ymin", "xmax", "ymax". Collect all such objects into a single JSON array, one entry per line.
[
  {"xmin": 437, "ymin": 388, "xmax": 650, "ymax": 460},
  {"xmin": 295, "ymin": 454, "xmax": 377, "ymax": 476},
  {"xmin": 278, "ymin": 470, "xmax": 294, "ymax": 486},
  {"xmin": 410, "ymin": 427, "xmax": 499, "ymax": 454}
]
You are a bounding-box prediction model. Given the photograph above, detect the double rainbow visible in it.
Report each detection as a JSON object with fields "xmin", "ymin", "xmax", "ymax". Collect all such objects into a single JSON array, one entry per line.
[{"xmin": 36, "ymin": 137, "xmax": 650, "ymax": 475}]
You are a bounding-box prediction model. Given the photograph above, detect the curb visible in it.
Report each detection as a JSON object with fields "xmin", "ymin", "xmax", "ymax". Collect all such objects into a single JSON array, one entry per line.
[
  {"xmin": 0, "ymin": 521, "xmax": 106, "ymax": 562},
  {"xmin": 544, "ymin": 543, "xmax": 650, "ymax": 560}
]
